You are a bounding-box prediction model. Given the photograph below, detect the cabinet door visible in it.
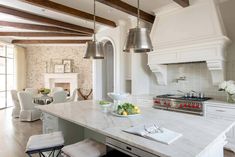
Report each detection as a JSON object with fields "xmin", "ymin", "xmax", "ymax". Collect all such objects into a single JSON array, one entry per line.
[{"xmin": 205, "ymin": 105, "xmax": 235, "ymax": 152}]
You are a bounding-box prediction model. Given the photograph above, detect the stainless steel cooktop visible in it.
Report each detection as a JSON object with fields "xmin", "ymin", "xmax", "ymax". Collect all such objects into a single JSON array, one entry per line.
[{"xmin": 153, "ymin": 94, "xmax": 211, "ymax": 115}]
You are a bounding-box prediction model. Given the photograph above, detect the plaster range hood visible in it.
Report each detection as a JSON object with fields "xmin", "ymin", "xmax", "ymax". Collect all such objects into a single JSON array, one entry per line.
[{"xmin": 148, "ymin": 0, "xmax": 230, "ymax": 85}]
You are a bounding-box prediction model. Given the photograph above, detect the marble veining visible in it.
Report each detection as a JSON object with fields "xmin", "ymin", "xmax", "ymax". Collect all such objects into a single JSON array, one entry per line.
[{"xmin": 37, "ymin": 101, "xmax": 235, "ymax": 157}]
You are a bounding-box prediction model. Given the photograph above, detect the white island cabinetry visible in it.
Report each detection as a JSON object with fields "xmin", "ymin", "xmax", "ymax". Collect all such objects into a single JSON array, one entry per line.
[
  {"xmin": 205, "ymin": 101, "xmax": 235, "ymax": 152},
  {"xmin": 41, "ymin": 113, "xmax": 59, "ymax": 134}
]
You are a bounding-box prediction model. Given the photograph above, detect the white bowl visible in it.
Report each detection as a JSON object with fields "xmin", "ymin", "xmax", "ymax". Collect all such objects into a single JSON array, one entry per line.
[
  {"xmin": 99, "ymin": 103, "xmax": 112, "ymax": 113},
  {"xmin": 107, "ymin": 92, "xmax": 129, "ymax": 101}
]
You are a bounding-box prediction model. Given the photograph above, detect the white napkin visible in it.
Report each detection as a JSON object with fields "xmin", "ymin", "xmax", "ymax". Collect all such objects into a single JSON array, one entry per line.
[{"xmin": 123, "ymin": 124, "xmax": 182, "ymax": 145}]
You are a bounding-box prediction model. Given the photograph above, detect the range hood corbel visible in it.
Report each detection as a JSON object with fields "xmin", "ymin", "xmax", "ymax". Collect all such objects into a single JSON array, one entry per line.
[{"xmin": 149, "ymin": 64, "xmax": 167, "ymax": 85}]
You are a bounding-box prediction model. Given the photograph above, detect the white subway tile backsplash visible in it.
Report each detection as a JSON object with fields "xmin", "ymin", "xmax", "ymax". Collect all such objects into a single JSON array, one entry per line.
[{"xmin": 150, "ymin": 62, "xmax": 230, "ymax": 99}]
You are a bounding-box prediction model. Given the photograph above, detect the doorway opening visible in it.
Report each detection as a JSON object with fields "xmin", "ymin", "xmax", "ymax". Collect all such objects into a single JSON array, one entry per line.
[{"xmin": 102, "ymin": 41, "xmax": 114, "ymax": 101}]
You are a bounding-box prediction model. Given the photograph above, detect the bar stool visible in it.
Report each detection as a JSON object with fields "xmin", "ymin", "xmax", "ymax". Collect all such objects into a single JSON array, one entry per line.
[
  {"xmin": 26, "ymin": 131, "xmax": 64, "ymax": 157},
  {"xmin": 62, "ymin": 139, "xmax": 106, "ymax": 157}
]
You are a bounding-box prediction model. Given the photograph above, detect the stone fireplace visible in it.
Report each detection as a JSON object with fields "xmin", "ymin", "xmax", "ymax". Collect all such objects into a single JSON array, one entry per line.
[{"xmin": 44, "ymin": 73, "xmax": 78, "ymax": 95}]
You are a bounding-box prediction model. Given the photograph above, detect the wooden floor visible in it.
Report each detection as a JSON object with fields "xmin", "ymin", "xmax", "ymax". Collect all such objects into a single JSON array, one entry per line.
[
  {"xmin": 0, "ymin": 107, "xmax": 42, "ymax": 157},
  {"xmin": 0, "ymin": 107, "xmax": 235, "ymax": 157}
]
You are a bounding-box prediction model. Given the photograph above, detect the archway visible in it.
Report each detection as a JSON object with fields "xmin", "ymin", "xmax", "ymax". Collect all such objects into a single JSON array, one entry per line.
[{"xmin": 102, "ymin": 41, "xmax": 114, "ymax": 100}]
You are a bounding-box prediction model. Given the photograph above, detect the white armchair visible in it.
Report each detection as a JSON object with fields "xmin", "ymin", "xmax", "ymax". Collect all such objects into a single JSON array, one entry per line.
[
  {"xmin": 66, "ymin": 89, "xmax": 78, "ymax": 102},
  {"xmin": 11, "ymin": 90, "xmax": 21, "ymax": 118},
  {"xmin": 25, "ymin": 88, "xmax": 38, "ymax": 96},
  {"xmin": 18, "ymin": 91, "xmax": 41, "ymax": 122},
  {"xmin": 52, "ymin": 91, "xmax": 67, "ymax": 104},
  {"xmin": 51, "ymin": 87, "xmax": 64, "ymax": 94}
]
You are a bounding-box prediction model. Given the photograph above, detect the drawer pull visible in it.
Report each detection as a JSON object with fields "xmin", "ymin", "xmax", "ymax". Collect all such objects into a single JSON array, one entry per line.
[
  {"xmin": 215, "ymin": 109, "xmax": 226, "ymax": 112},
  {"xmin": 126, "ymin": 146, "xmax": 132, "ymax": 151}
]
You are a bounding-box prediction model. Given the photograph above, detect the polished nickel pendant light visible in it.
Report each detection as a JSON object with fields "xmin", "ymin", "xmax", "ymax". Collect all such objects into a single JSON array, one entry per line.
[
  {"xmin": 123, "ymin": 0, "xmax": 153, "ymax": 53},
  {"xmin": 84, "ymin": 0, "xmax": 104, "ymax": 59}
]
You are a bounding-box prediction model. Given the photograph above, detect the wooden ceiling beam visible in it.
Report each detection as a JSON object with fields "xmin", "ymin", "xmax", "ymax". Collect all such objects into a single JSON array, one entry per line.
[
  {"xmin": 20, "ymin": 0, "xmax": 116, "ymax": 27},
  {"xmin": 96, "ymin": 0, "xmax": 155, "ymax": 23},
  {"xmin": 173, "ymin": 0, "xmax": 190, "ymax": 7},
  {"xmin": 12, "ymin": 40, "xmax": 91, "ymax": 44},
  {"xmin": 0, "ymin": 32, "xmax": 91, "ymax": 37},
  {"xmin": 0, "ymin": 21, "xmax": 88, "ymax": 35},
  {"xmin": 0, "ymin": 5, "xmax": 93, "ymax": 34}
]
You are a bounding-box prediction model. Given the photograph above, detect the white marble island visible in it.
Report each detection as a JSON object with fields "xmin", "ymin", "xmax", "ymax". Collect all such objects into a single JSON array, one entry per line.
[{"xmin": 37, "ymin": 100, "xmax": 235, "ymax": 157}]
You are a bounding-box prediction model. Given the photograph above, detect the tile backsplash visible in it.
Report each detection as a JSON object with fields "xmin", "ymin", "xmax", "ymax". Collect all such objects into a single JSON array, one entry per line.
[{"xmin": 149, "ymin": 62, "xmax": 225, "ymax": 99}]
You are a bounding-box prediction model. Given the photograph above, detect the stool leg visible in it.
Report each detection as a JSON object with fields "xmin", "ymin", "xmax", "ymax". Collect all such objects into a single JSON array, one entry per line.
[
  {"xmin": 56, "ymin": 150, "xmax": 62, "ymax": 157},
  {"xmin": 48, "ymin": 150, "xmax": 53, "ymax": 157},
  {"xmin": 26, "ymin": 153, "xmax": 32, "ymax": 157},
  {"xmin": 52, "ymin": 149, "xmax": 55, "ymax": 157},
  {"xmin": 39, "ymin": 151, "xmax": 46, "ymax": 157}
]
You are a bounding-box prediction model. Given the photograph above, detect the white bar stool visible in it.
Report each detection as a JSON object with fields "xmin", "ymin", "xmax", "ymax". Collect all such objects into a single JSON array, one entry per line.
[
  {"xmin": 26, "ymin": 131, "xmax": 64, "ymax": 157},
  {"xmin": 62, "ymin": 139, "xmax": 106, "ymax": 157}
]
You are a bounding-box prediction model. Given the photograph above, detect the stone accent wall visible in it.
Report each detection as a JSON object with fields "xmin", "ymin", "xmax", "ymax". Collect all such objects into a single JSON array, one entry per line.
[{"xmin": 25, "ymin": 45, "xmax": 92, "ymax": 95}]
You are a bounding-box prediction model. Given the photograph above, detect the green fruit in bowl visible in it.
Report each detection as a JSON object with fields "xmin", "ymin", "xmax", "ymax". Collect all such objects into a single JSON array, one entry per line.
[
  {"xmin": 116, "ymin": 103, "xmax": 140, "ymax": 115},
  {"xmin": 99, "ymin": 100, "xmax": 111, "ymax": 105},
  {"xmin": 39, "ymin": 88, "xmax": 51, "ymax": 94}
]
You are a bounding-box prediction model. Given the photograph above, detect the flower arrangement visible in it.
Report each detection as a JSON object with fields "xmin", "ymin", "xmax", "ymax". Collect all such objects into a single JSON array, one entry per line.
[{"xmin": 219, "ymin": 80, "xmax": 235, "ymax": 103}]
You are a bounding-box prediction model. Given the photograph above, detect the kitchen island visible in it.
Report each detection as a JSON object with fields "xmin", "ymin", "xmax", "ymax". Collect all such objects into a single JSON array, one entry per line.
[{"xmin": 37, "ymin": 100, "xmax": 235, "ymax": 157}]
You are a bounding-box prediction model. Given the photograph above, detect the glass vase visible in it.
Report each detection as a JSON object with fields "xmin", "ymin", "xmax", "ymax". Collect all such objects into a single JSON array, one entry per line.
[{"xmin": 227, "ymin": 93, "xmax": 235, "ymax": 103}]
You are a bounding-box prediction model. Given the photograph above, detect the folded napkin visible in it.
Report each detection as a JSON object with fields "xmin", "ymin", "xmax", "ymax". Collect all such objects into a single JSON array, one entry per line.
[{"xmin": 123, "ymin": 124, "xmax": 182, "ymax": 145}]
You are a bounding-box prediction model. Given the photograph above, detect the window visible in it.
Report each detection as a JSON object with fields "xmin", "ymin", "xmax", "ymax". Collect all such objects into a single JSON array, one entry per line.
[{"xmin": 0, "ymin": 45, "xmax": 15, "ymax": 109}]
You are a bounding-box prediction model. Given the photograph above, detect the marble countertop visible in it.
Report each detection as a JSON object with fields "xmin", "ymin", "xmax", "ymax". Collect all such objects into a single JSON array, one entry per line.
[
  {"xmin": 37, "ymin": 100, "xmax": 234, "ymax": 157},
  {"xmin": 205, "ymin": 99, "xmax": 235, "ymax": 107}
]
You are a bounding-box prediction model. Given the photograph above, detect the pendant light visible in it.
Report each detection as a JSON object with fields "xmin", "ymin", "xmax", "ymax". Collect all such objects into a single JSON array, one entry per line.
[
  {"xmin": 84, "ymin": 0, "xmax": 104, "ymax": 59},
  {"xmin": 123, "ymin": 0, "xmax": 153, "ymax": 53}
]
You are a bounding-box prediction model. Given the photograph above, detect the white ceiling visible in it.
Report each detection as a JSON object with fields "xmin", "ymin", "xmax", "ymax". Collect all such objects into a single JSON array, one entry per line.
[{"xmin": 0, "ymin": 0, "xmax": 174, "ymax": 43}]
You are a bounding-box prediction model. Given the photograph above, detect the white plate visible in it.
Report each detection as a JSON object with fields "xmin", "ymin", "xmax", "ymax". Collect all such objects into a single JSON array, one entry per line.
[{"xmin": 111, "ymin": 111, "xmax": 141, "ymax": 118}]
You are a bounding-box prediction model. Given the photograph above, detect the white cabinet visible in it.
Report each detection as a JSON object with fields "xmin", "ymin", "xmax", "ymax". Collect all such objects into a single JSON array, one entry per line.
[
  {"xmin": 204, "ymin": 102, "xmax": 235, "ymax": 152},
  {"xmin": 41, "ymin": 113, "xmax": 59, "ymax": 134}
]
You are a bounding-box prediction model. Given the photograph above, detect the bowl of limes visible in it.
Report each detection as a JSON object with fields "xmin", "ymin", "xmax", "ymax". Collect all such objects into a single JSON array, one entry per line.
[
  {"xmin": 98, "ymin": 100, "xmax": 112, "ymax": 113},
  {"xmin": 112, "ymin": 103, "xmax": 141, "ymax": 117},
  {"xmin": 39, "ymin": 88, "xmax": 51, "ymax": 96}
]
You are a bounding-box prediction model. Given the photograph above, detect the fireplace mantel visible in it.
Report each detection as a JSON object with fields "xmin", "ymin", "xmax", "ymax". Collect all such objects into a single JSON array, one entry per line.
[{"xmin": 44, "ymin": 73, "xmax": 78, "ymax": 94}]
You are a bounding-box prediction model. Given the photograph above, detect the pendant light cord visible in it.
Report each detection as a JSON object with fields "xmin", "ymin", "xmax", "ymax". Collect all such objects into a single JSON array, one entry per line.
[
  {"xmin": 94, "ymin": 0, "xmax": 96, "ymax": 41},
  {"xmin": 137, "ymin": 0, "xmax": 140, "ymax": 28}
]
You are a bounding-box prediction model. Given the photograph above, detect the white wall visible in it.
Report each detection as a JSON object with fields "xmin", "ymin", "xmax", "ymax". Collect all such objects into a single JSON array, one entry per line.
[
  {"xmin": 14, "ymin": 46, "xmax": 26, "ymax": 91},
  {"xmin": 92, "ymin": 0, "xmax": 235, "ymax": 99}
]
